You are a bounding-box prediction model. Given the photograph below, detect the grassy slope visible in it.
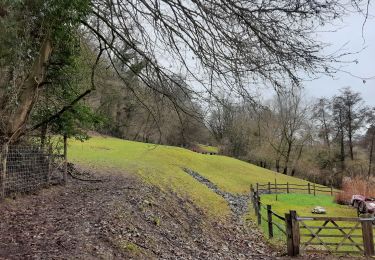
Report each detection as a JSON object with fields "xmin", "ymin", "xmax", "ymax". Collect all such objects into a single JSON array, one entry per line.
[
  {"xmin": 196, "ymin": 144, "xmax": 219, "ymax": 154},
  {"xmin": 69, "ymin": 136, "xmax": 320, "ymax": 218}
]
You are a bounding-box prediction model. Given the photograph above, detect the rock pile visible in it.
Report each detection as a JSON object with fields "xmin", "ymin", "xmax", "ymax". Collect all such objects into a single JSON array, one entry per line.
[{"xmin": 183, "ymin": 168, "xmax": 251, "ymax": 217}]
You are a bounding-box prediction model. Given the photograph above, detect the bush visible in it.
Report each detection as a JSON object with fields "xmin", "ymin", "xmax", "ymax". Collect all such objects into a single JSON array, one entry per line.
[{"xmin": 335, "ymin": 177, "xmax": 375, "ymax": 205}]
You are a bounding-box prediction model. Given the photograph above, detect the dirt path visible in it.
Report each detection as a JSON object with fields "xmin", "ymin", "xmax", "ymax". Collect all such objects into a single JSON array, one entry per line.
[{"xmin": 0, "ymin": 166, "xmax": 279, "ymax": 259}]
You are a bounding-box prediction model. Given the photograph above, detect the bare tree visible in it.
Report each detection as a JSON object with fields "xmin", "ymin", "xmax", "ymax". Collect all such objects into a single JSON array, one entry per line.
[
  {"xmin": 313, "ymin": 98, "xmax": 333, "ymax": 152},
  {"xmin": 365, "ymin": 108, "xmax": 375, "ymax": 178},
  {"xmin": 208, "ymin": 98, "xmax": 235, "ymax": 142},
  {"xmin": 0, "ymin": 0, "xmax": 368, "ymax": 143},
  {"xmin": 332, "ymin": 96, "xmax": 346, "ymax": 171},
  {"xmin": 273, "ymin": 89, "xmax": 309, "ymax": 175},
  {"xmin": 333, "ymin": 87, "xmax": 367, "ymax": 160}
]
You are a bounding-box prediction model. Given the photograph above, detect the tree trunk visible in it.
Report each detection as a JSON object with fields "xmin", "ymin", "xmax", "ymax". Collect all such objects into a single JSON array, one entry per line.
[
  {"xmin": 322, "ymin": 109, "xmax": 331, "ymax": 157},
  {"xmin": 2, "ymin": 36, "xmax": 52, "ymax": 142},
  {"xmin": 340, "ymin": 128, "xmax": 345, "ymax": 171},
  {"xmin": 368, "ymin": 131, "xmax": 375, "ymax": 179},
  {"xmin": 40, "ymin": 123, "xmax": 48, "ymax": 149},
  {"xmin": 347, "ymin": 105, "xmax": 354, "ymax": 160},
  {"xmin": 291, "ymin": 144, "xmax": 304, "ymax": 177},
  {"xmin": 283, "ymin": 141, "xmax": 292, "ymax": 175},
  {"xmin": 276, "ymin": 159, "xmax": 280, "ymax": 173}
]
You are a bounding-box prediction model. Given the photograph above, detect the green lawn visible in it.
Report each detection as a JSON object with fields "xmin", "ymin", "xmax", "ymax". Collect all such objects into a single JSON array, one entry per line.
[
  {"xmin": 68, "ymin": 136, "xmax": 315, "ymax": 218},
  {"xmin": 196, "ymin": 144, "xmax": 219, "ymax": 154}
]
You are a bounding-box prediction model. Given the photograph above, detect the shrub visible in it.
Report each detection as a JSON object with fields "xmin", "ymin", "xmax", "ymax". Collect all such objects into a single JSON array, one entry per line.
[{"xmin": 335, "ymin": 177, "xmax": 375, "ymax": 205}]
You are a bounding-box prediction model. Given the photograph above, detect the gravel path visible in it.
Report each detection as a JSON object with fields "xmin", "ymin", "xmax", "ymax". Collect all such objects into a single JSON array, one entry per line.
[{"xmin": 183, "ymin": 168, "xmax": 251, "ymax": 217}]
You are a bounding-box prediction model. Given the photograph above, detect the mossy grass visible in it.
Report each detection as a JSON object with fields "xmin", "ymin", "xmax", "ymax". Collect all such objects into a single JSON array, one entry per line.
[
  {"xmin": 196, "ymin": 144, "xmax": 219, "ymax": 153},
  {"xmin": 69, "ymin": 136, "xmax": 329, "ymax": 219}
]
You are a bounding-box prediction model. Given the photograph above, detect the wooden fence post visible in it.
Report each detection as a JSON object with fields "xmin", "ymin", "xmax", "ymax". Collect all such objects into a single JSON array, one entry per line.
[
  {"xmin": 274, "ymin": 179, "xmax": 277, "ymax": 193},
  {"xmin": 308, "ymin": 183, "xmax": 311, "ymax": 194},
  {"xmin": 285, "ymin": 210, "xmax": 300, "ymax": 256},
  {"xmin": 330, "ymin": 185, "xmax": 333, "ymax": 196},
  {"xmin": 0, "ymin": 144, "xmax": 8, "ymax": 199},
  {"xmin": 257, "ymin": 194, "xmax": 261, "ymax": 225},
  {"xmin": 361, "ymin": 214, "xmax": 374, "ymax": 256},
  {"xmin": 63, "ymin": 134, "xmax": 68, "ymax": 184},
  {"xmin": 256, "ymin": 183, "xmax": 259, "ymax": 194},
  {"xmin": 285, "ymin": 213, "xmax": 293, "ymax": 256},
  {"xmin": 287, "ymin": 182, "xmax": 289, "ymax": 193},
  {"xmin": 267, "ymin": 205, "xmax": 273, "ymax": 239},
  {"xmin": 313, "ymin": 183, "xmax": 316, "ymax": 196},
  {"xmin": 291, "ymin": 210, "xmax": 300, "ymax": 256},
  {"xmin": 268, "ymin": 182, "xmax": 271, "ymax": 193},
  {"xmin": 253, "ymin": 191, "xmax": 258, "ymax": 211},
  {"xmin": 47, "ymin": 145, "xmax": 52, "ymax": 185}
]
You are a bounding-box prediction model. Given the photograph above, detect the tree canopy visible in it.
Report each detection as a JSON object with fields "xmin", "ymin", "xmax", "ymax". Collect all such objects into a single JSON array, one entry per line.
[{"xmin": 0, "ymin": 0, "xmax": 368, "ymax": 143}]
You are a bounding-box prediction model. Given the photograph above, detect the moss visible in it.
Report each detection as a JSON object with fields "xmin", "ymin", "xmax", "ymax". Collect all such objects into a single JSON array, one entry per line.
[
  {"xmin": 117, "ymin": 240, "xmax": 141, "ymax": 254},
  {"xmin": 153, "ymin": 216, "xmax": 161, "ymax": 226}
]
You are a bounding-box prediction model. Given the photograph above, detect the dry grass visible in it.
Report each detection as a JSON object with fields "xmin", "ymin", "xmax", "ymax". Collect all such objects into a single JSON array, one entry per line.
[{"xmin": 335, "ymin": 177, "xmax": 375, "ymax": 204}]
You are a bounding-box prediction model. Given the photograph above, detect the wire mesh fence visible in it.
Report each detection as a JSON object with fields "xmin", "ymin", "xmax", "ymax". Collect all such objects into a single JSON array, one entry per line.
[{"xmin": 0, "ymin": 143, "xmax": 65, "ymax": 198}]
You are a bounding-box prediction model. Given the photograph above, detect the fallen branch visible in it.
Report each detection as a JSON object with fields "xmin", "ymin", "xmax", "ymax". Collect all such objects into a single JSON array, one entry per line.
[{"xmin": 67, "ymin": 170, "xmax": 103, "ymax": 183}]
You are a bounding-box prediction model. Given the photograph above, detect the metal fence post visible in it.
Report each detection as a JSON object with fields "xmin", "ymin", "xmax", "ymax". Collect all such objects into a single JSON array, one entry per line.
[
  {"xmin": 267, "ymin": 205, "xmax": 273, "ymax": 239},
  {"xmin": 361, "ymin": 214, "xmax": 374, "ymax": 256},
  {"xmin": 0, "ymin": 144, "xmax": 8, "ymax": 199}
]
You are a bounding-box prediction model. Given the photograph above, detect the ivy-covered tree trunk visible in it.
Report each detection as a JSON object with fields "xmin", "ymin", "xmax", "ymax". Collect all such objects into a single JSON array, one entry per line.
[
  {"xmin": 0, "ymin": 0, "xmax": 92, "ymax": 144},
  {"xmin": 2, "ymin": 37, "xmax": 53, "ymax": 142}
]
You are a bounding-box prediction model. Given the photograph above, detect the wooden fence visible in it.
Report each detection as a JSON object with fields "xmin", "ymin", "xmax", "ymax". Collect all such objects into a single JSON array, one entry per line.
[
  {"xmin": 287, "ymin": 211, "xmax": 375, "ymax": 256},
  {"xmin": 251, "ymin": 191, "xmax": 286, "ymax": 239},
  {"xmin": 249, "ymin": 187, "xmax": 375, "ymax": 257},
  {"xmin": 253, "ymin": 181, "xmax": 338, "ymax": 196}
]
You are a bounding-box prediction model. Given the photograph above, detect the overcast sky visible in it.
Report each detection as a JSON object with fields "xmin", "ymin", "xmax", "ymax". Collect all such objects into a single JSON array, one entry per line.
[
  {"xmin": 304, "ymin": 4, "xmax": 375, "ymax": 106},
  {"xmin": 152, "ymin": 3, "xmax": 375, "ymax": 106}
]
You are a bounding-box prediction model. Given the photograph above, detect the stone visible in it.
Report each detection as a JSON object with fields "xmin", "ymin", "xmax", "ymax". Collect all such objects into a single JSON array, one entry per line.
[{"xmin": 311, "ymin": 206, "xmax": 326, "ymax": 214}]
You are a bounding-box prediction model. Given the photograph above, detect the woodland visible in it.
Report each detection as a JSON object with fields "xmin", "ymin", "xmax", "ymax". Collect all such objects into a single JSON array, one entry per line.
[{"xmin": 0, "ymin": 0, "xmax": 373, "ymax": 187}]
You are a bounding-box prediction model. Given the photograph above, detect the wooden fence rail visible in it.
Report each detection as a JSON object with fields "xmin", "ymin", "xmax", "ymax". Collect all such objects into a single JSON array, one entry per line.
[
  {"xmin": 250, "ymin": 190, "xmax": 286, "ymax": 239},
  {"xmin": 286, "ymin": 210, "xmax": 375, "ymax": 257},
  {"xmin": 249, "ymin": 187, "xmax": 375, "ymax": 257},
  {"xmin": 253, "ymin": 181, "xmax": 338, "ymax": 196}
]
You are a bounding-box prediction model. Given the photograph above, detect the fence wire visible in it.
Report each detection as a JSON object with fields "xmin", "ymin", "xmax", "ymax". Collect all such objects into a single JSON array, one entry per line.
[{"xmin": 0, "ymin": 144, "xmax": 65, "ymax": 198}]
